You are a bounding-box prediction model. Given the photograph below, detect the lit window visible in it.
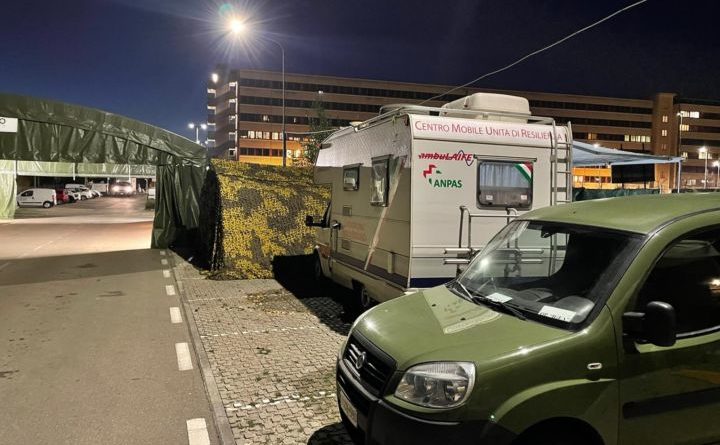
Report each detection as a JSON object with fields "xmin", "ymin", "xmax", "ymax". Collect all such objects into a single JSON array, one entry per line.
[
  {"xmin": 662, "ymin": 115, "xmax": 668, "ymax": 123},
  {"xmin": 682, "ymin": 152, "xmax": 688, "ymax": 158},
  {"xmin": 661, "ymin": 129, "xmax": 668, "ymax": 137},
  {"xmin": 263, "ymin": 131, "xmax": 270, "ymax": 139},
  {"xmin": 587, "ymin": 133, "xmax": 597, "ymax": 140},
  {"xmin": 271, "ymin": 132, "xmax": 279, "ymax": 140},
  {"xmin": 247, "ymin": 130, "xmax": 255, "ymax": 139},
  {"xmin": 262, "ymin": 115, "xmax": 270, "ymax": 122},
  {"xmin": 207, "ymin": 88, "xmax": 216, "ymax": 95},
  {"xmin": 680, "ymin": 124, "xmax": 689, "ymax": 131},
  {"xmin": 679, "ymin": 110, "xmax": 700, "ymax": 118}
]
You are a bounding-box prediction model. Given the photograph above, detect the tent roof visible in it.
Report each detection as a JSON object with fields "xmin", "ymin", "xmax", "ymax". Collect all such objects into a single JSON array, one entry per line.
[
  {"xmin": 572, "ymin": 140, "xmax": 682, "ymax": 167},
  {"xmin": 0, "ymin": 93, "xmax": 207, "ymax": 166}
]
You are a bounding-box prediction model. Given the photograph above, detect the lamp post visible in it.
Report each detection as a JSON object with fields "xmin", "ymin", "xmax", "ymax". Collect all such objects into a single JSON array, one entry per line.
[
  {"xmin": 188, "ymin": 122, "xmax": 207, "ymax": 144},
  {"xmin": 714, "ymin": 161, "xmax": 720, "ymax": 188},
  {"xmin": 699, "ymin": 146, "xmax": 708, "ymax": 189},
  {"xmin": 228, "ymin": 19, "xmax": 287, "ymax": 166}
]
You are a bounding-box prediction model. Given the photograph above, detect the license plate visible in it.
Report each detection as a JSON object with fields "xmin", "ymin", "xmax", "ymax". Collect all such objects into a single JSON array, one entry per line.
[{"xmin": 339, "ymin": 390, "xmax": 358, "ymax": 428}]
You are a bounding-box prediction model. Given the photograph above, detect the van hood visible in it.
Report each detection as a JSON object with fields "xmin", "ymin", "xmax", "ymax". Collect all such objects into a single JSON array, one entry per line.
[{"xmin": 353, "ymin": 284, "xmax": 572, "ymax": 370}]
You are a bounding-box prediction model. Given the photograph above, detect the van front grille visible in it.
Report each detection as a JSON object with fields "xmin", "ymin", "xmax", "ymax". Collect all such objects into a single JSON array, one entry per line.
[{"xmin": 342, "ymin": 333, "xmax": 395, "ymax": 396}]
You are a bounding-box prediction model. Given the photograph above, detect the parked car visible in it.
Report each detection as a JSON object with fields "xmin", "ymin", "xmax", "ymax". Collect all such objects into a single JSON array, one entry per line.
[
  {"xmin": 68, "ymin": 188, "xmax": 93, "ymax": 201},
  {"xmin": 16, "ymin": 188, "xmax": 56, "ymax": 208},
  {"xmin": 109, "ymin": 181, "xmax": 134, "ymax": 196},
  {"xmin": 336, "ymin": 193, "xmax": 720, "ymax": 445},
  {"xmin": 89, "ymin": 189, "xmax": 101, "ymax": 198},
  {"xmin": 54, "ymin": 189, "xmax": 71, "ymax": 204},
  {"xmin": 64, "ymin": 188, "xmax": 82, "ymax": 202}
]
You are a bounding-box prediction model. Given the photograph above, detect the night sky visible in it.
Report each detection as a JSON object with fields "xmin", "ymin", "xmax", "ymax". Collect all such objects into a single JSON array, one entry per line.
[{"xmin": 2, "ymin": 0, "xmax": 719, "ymax": 138}]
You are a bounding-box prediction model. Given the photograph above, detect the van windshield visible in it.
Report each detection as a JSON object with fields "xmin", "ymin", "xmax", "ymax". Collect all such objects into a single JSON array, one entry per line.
[{"xmin": 454, "ymin": 220, "xmax": 642, "ymax": 328}]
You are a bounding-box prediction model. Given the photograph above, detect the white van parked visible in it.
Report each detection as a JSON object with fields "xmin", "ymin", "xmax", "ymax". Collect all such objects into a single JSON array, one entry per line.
[{"xmin": 16, "ymin": 188, "xmax": 57, "ymax": 208}]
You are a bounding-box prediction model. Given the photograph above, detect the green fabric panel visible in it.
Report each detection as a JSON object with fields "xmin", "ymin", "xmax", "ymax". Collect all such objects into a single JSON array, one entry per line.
[
  {"xmin": 152, "ymin": 163, "xmax": 205, "ymax": 248},
  {"xmin": 0, "ymin": 94, "xmax": 205, "ymax": 165},
  {"xmin": 16, "ymin": 160, "xmax": 74, "ymax": 176},
  {"xmin": 0, "ymin": 173, "xmax": 16, "ymax": 219}
]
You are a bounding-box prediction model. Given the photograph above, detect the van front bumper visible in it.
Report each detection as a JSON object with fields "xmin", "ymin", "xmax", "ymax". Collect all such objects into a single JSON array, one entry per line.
[{"xmin": 336, "ymin": 360, "xmax": 516, "ymax": 445}]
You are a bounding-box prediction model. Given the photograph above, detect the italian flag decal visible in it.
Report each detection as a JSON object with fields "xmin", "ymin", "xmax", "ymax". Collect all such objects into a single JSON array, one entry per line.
[{"xmin": 515, "ymin": 163, "xmax": 533, "ymax": 182}]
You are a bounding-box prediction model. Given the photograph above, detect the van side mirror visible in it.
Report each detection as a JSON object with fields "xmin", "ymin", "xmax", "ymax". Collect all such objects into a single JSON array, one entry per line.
[
  {"xmin": 305, "ymin": 215, "xmax": 325, "ymax": 227},
  {"xmin": 623, "ymin": 301, "xmax": 676, "ymax": 347}
]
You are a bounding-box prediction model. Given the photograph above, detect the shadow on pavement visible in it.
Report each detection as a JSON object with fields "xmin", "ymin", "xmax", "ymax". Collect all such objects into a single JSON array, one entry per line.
[
  {"xmin": 307, "ymin": 422, "xmax": 353, "ymax": 445},
  {"xmin": 0, "ymin": 249, "xmax": 162, "ymax": 287},
  {"xmin": 272, "ymin": 254, "xmax": 358, "ymax": 335}
]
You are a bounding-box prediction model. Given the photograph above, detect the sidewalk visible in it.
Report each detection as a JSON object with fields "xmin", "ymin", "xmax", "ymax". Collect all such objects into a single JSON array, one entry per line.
[{"xmin": 172, "ymin": 256, "xmax": 354, "ymax": 445}]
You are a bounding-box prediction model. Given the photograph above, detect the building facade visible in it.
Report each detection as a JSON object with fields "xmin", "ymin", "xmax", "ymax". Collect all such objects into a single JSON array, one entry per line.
[{"xmin": 206, "ymin": 68, "xmax": 720, "ymax": 188}]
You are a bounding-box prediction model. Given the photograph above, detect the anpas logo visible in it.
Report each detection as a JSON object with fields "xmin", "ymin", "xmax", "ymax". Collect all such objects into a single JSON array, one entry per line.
[{"xmin": 422, "ymin": 164, "xmax": 463, "ymax": 188}]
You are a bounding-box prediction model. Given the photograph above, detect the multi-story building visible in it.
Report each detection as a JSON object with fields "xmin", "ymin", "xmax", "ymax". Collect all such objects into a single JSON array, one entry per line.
[{"xmin": 206, "ymin": 68, "xmax": 720, "ymax": 189}]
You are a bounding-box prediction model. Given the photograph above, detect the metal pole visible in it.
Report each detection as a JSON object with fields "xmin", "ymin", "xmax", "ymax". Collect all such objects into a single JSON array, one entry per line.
[
  {"xmin": 195, "ymin": 127, "xmax": 200, "ymax": 144},
  {"xmin": 281, "ymin": 44, "xmax": 286, "ymax": 167},
  {"xmin": 705, "ymin": 155, "xmax": 708, "ymax": 189},
  {"xmin": 716, "ymin": 163, "xmax": 719, "ymax": 188}
]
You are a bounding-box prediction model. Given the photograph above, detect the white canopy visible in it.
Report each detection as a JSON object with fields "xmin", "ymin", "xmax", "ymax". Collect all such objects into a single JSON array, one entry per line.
[{"xmin": 572, "ymin": 141, "xmax": 683, "ymax": 167}]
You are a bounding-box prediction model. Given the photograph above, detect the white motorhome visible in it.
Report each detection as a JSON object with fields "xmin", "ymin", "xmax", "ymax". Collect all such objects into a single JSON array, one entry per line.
[{"xmin": 307, "ymin": 93, "xmax": 573, "ymax": 313}]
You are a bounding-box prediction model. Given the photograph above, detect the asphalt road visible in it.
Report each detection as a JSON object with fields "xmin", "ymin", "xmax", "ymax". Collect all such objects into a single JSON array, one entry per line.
[{"xmin": 0, "ymin": 196, "xmax": 219, "ymax": 445}]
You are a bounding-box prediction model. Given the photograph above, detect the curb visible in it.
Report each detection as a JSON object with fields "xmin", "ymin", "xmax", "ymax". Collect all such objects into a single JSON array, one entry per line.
[{"xmin": 169, "ymin": 252, "xmax": 238, "ymax": 445}]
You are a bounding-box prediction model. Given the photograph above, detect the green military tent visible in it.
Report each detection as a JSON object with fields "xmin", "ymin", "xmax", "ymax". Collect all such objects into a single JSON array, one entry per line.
[{"xmin": 0, "ymin": 93, "xmax": 208, "ymax": 248}]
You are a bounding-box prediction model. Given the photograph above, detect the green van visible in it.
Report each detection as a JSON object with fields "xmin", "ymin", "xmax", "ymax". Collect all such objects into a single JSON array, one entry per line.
[{"xmin": 336, "ymin": 193, "xmax": 720, "ymax": 445}]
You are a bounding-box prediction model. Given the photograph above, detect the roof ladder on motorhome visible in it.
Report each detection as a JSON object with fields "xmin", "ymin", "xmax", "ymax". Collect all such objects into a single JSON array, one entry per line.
[
  {"xmin": 444, "ymin": 206, "xmax": 519, "ymax": 275},
  {"xmin": 550, "ymin": 121, "xmax": 574, "ymax": 205}
]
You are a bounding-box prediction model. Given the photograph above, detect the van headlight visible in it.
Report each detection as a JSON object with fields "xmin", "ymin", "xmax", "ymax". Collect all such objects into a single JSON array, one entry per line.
[{"xmin": 394, "ymin": 362, "xmax": 475, "ymax": 408}]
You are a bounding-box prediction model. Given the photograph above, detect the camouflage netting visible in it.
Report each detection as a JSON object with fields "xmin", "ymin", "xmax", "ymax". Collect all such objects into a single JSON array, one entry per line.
[{"xmin": 202, "ymin": 160, "xmax": 330, "ymax": 280}]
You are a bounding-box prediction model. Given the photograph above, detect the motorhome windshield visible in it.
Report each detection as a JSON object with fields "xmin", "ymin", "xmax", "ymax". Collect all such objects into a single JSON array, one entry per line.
[{"xmin": 455, "ymin": 220, "xmax": 642, "ymax": 328}]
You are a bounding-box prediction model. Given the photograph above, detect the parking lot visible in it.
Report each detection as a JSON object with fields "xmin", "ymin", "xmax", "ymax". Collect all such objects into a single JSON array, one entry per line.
[{"xmin": 174, "ymin": 259, "xmax": 354, "ymax": 445}]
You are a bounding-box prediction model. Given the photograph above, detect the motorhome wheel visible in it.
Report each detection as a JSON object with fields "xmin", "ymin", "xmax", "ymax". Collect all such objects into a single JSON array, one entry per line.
[
  {"xmin": 358, "ymin": 286, "xmax": 373, "ymax": 310},
  {"xmin": 313, "ymin": 254, "xmax": 324, "ymax": 281}
]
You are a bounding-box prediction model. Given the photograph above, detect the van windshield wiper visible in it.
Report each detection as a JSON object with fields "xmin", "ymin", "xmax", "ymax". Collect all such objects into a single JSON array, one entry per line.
[
  {"xmin": 470, "ymin": 294, "xmax": 527, "ymax": 321},
  {"xmin": 450, "ymin": 279, "xmax": 527, "ymax": 321}
]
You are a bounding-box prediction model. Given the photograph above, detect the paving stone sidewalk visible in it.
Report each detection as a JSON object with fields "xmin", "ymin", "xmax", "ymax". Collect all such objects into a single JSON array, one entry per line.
[{"xmin": 174, "ymin": 259, "xmax": 354, "ymax": 445}]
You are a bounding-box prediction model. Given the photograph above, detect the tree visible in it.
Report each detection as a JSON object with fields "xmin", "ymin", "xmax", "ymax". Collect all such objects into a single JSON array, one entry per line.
[{"xmin": 302, "ymin": 100, "xmax": 335, "ymax": 164}]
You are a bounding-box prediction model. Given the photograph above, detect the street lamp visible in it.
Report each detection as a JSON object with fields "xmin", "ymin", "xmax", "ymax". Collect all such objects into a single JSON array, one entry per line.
[
  {"xmin": 227, "ymin": 19, "xmax": 287, "ymax": 167},
  {"xmin": 699, "ymin": 146, "xmax": 708, "ymax": 189},
  {"xmin": 188, "ymin": 122, "xmax": 207, "ymax": 144},
  {"xmin": 714, "ymin": 161, "xmax": 720, "ymax": 188}
]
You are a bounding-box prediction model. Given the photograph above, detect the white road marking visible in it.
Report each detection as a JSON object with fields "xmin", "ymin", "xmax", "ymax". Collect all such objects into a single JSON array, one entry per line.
[
  {"xmin": 0, "ymin": 262, "xmax": 10, "ymax": 272},
  {"xmin": 186, "ymin": 418, "xmax": 210, "ymax": 445},
  {"xmin": 165, "ymin": 285, "xmax": 176, "ymax": 296},
  {"xmin": 160, "ymin": 250, "xmax": 166, "ymax": 256},
  {"xmin": 175, "ymin": 343, "xmax": 193, "ymax": 371},
  {"xmin": 162, "ymin": 269, "xmax": 171, "ymax": 278},
  {"xmin": 160, "ymin": 258, "xmax": 168, "ymax": 266},
  {"xmin": 169, "ymin": 307, "xmax": 183, "ymax": 324}
]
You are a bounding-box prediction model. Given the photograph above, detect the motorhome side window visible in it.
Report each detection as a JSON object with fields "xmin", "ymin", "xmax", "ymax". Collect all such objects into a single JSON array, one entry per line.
[
  {"xmin": 477, "ymin": 160, "xmax": 533, "ymax": 209},
  {"xmin": 370, "ymin": 157, "xmax": 390, "ymax": 206},
  {"xmin": 343, "ymin": 165, "xmax": 360, "ymax": 191}
]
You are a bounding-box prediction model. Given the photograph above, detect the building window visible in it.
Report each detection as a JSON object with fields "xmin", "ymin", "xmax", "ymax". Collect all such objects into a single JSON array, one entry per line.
[
  {"xmin": 679, "ymin": 110, "xmax": 700, "ymax": 118},
  {"xmin": 247, "ymin": 130, "xmax": 256, "ymax": 139},
  {"xmin": 682, "ymin": 152, "xmax": 688, "ymax": 158},
  {"xmin": 228, "ymin": 148, "xmax": 236, "ymax": 157},
  {"xmin": 343, "ymin": 165, "xmax": 360, "ymax": 191},
  {"xmin": 271, "ymin": 132, "xmax": 280, "ymax": 140},
  {"xmin": 207, "ymin": 88, "xmax": 216, "ymax": 95},
  {"xmin": 477, "ymin": 160, "xmax": 533, "ymax": 210},
  {"xmin": 680, "ymin": 124, "xmax": 689, "ymax": 132},
  {"xmin": 624, "ymin": 135, "xmax": 651, "ymax": 143},
  {"xmin": 587, "ymin": 133, "xmax": 597, "ymax": 140},
  {"xmin": 661, "ymin": 129, "xmax": 668, "ymax": 137},
  {"xmin": 262, "ymin": 115, "xmax": 270, "ymax": 122},
  {"xmin": 229, "ymin": 132, "xmax": 237, "ymax": 141},
  {"xmin": 662, "ymin": 115, "xmax": 668, "ymax": 123}
]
